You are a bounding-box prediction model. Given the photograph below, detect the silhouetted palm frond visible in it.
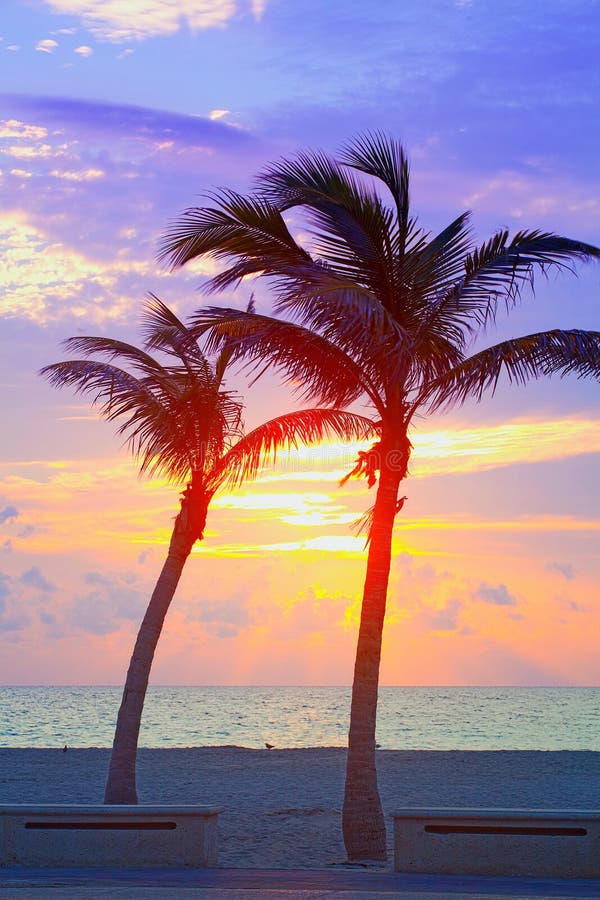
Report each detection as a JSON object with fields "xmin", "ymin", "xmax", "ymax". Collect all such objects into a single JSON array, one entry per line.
[
  {"xmin": 213, "ymin": 408, "xmax": 377, "ymax": 490},
  {"xmin": 424, "ymin": 329, "xmax": 600, "ymax": 411},
  {"xmin": 437, "ymin": 230, "xmax": 600, "ymax": 334},
  {"xmin": 191, "ymin": 306, "xmax": 382, "ymax": 411}
]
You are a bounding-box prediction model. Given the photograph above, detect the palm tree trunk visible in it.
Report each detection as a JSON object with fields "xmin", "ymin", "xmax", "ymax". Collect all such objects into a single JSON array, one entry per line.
[
  {"xmin": 103, "ymin": 495, "xmax": 205, "ymax": 804},
  {"xmin": 342, "ymin": 440, "xmax": 406, "ymax": 860}
]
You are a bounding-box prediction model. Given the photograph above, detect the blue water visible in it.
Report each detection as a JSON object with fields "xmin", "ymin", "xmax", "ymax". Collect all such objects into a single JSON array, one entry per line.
[{"xmin": 1, "ymin": 686, "xmax": 599, "ymax": 750}]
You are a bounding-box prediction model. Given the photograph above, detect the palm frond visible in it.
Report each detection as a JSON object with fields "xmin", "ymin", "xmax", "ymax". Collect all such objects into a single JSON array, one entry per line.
[
  {"xmin": 438, "ymin": 231, "xmax": 600, "ymax": 332},
  {"xmin": 259, "ymin": 148, "xmax": 400, "ymax": 307},
  {"xmin": 424, "ymin": 328, "xmax": 600, "ymax": 411},
  {"xmin": 214, "ymin": 295, "xmax": 255, "ymax": 388},
  {"xmin": 211, "ymin": 408, "xmax": 378, "ymax": 491},
  {"xmin": 190, "ymin": 306, "xmax": 383, "ymax": 412},
  {"xmin": 410, "ymin": 212, "xmax": 474, "ymax": 303},
  {"xmin": 350, "ymin": 503, "xmax": 375, "ymax": 547},
  {"xmin": 141, "ymin": 294, "xmax": 212, "ymax": 380},
  {"xmin": 41, "ymin": 303, "xmax": 245, "ymax": 486},
  {"xmin": 158, "ymin": 190, "xmax": 311, "ymax": 292},
  {"xmin": 61, "ymin": 336, "xmax": 165, "ymax": 377},
  {"xmin": 260, "ymin": 147, "xmax": 373, "ymax": 211},
  {"xmin": 40, "ymin": 358, "xmax": 193, "ymax": 480},
  {"xmin": 339, "ymin": 132, "xmax": 413, "ymax": 250}
]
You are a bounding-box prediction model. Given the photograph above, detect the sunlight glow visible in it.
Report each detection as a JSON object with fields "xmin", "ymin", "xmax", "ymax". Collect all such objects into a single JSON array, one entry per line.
[{"xmin": 253, "ymin": 417, "xmax": 600, "ymax": 482}]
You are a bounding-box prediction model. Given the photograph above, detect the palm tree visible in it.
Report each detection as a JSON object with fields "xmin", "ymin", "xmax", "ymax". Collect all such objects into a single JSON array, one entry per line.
[
  {"xmin": 159, "ymin": 134, "xmax": 600, "ymax": 858},
  {"xmin": 41, "ymin": 295, "xmax": 375, "ymax": 805}
]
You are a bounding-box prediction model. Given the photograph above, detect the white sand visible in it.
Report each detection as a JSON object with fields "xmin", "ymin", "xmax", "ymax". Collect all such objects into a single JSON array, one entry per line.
[{"xmin": 1, "ymin": 747, "xmax": 599, "ymax": 868}]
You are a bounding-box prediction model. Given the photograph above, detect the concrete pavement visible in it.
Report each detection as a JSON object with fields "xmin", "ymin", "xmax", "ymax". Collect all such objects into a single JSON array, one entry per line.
[{"xmin": 2, "ymin": 867, "xmax": 600, "ymax": 899}]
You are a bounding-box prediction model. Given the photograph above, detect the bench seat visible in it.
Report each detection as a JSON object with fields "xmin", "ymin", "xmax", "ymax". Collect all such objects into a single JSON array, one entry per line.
[
  {"xmin": 0, "ymin": 804, "xmax": 222, "ymax": 868},
  {"xmin": 393, "ymin": 807, "xmax": 600, "ymax": 877}
]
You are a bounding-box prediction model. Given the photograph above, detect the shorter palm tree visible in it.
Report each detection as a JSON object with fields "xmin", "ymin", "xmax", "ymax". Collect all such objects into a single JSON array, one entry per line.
[{"xmin": 41, "ymin": 295, "xmax": 375, "ymax": 804}]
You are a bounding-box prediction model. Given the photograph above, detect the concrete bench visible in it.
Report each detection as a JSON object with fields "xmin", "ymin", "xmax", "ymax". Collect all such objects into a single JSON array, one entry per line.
[
  {"xmin": 393, "ymin": 808, "xmax": 600, "ymax": 877},
  {"xmin": 0, "ymin": 805, "xmax": 222, "ymax": 868}
]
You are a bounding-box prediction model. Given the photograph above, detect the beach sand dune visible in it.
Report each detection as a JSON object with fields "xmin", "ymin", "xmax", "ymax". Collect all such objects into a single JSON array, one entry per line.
[{"xmin": 1, "ymin": 747, "xmax": 598, "ymax": 868}]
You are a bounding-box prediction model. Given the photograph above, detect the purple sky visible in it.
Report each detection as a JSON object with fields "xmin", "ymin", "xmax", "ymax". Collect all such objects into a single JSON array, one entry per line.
[{"xmin": 0, "ymin": 0, "xmax": 599, "ymax": 686}]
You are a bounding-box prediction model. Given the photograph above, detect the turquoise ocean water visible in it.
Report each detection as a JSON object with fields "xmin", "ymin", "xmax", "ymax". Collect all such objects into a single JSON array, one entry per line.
[{"xmin": 1, "ymin": 686, "xmax": 599, "ymax": 750}]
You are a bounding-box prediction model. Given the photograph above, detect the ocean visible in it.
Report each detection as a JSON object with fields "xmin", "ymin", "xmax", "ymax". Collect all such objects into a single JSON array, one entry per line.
[{"xmin": 1, "ymin": 686, "xmax": 599, "ymax": 750}]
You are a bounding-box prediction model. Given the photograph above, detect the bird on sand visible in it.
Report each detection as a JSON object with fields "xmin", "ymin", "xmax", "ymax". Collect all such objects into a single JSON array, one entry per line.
[{"xmin": 265, "ymin": 742, "xmax": 275, "ymax": 750}]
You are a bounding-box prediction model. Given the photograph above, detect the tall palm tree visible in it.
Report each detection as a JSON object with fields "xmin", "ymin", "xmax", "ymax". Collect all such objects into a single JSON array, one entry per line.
[
  {"xmin": 159, "ymin": 134, "xmax": 600, "ymax": 858},
  {"xmin": 41, "ymin": 295, "xmax": 375, "ymax": 805}
]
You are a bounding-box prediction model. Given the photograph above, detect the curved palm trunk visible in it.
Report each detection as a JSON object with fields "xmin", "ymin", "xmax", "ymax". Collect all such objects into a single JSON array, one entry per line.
[
  {"xmin": 342, "ymin": 435, "xmax": 408, "ymax": 860},
  {"xmin": 104, "ymin": 491, "xmax": 207, "ymax": 804}
]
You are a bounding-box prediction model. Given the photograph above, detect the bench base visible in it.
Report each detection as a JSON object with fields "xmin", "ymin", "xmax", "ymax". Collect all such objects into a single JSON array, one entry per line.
[
  {"xmin": 0, "ymin": 805, "xmax": 221, "ymax": 868},
  {"xmin": 393, "ymin": 808, "xmax": 600, "ymax": 877}
]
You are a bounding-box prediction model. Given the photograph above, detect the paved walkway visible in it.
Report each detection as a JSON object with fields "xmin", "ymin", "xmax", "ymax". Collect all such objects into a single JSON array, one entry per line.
[{"xmin": 2, "ymin": 867, "xmax": 600, "ymax": 899}]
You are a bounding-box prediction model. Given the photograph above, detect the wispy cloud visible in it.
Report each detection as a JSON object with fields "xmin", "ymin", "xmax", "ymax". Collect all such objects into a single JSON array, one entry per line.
[
  {"xmin": 3, "ymin": 95, "xmax": 256, "ymax": 150},
  {"xmin": 36, "ymin": 38, "xmax": 59, "ymax": 53},
  {"xmin": 48, "ymin": 167, "xmax": 105, "ymax": 180},
  {"xmin": 69, "ymin": 569, "xmax": 146, "ymax": 634},
  {"xmin": 0, "ymin": 120, "xmax": 48, "ymax": 140},
  {"xmin": 463, "ymin": 168, "xmax": 600, "ymax": 229},
  {"xmin": 40, "ymin": 1, "xmax": 267, "ymax": 43},
  {"xmin": 213, "ymin": 491, "xmax": 356, "ymax": 528},
  {"xmin": 474, "ymin": 582, "xmax": 517, "ymax": 606},
  {"xmin": 20, "ymin": 566, "xmax": 56, "ymax": 593},
  {"xmin": 0, "ymin": 506, "xmax": 19, "ymax": 524},
  {"xmin": 547, "ymin": 561, "xmax": 575, "ymax": 581},
  {"xmin": 0, "ymin": 213, "xmax": 157, "ymax": 322}
]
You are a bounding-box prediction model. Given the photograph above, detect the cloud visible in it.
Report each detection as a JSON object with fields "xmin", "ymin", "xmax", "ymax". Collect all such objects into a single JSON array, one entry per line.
[
  {"xmin": 473, "ymin": 582, "xmax": 517, "ymax": 606},
  {"xmin": 0, "ymin": 213, "xmax": 158, "ymax": 323},
  {"xmin": 3, "ymin": 143, "xmax": 57, "ymax": 159},
  {"xmin": 3, "ymin": 95, "xmax": 255, "ymax": 150},
  {"xmin": 213, "ymin": 491, "xmax": 356, "ymax": 528},
  {"xmin": 36, "ymin": 39, "xmax": 59, "ymax": 53},
  {"xmin": 74, "ymin": 45, "xmax": 93, "ymax": 57},
  {"xmin": 259, "ymin": 536, "xmax": 365, "ymax": 554},
  {"xmin": 83, "ymin": 571, "xmax": 111, "ymax": 586},
  {"xmin": 38, "ymin": 609, "xmax": 57, "ymax": 625},
  {"xmin": 0, "ymin": 120, "xmax": 48, "ymax": 141},
  {"xmin": 0, "ymin": 572, "xmax": 31, "ymax": 632},
  {"xmin": 425, "ymin": 598, "xmax": 463, "ymax": 631},
  {"xmin": 49, "ymin": 167, "xmax": 105, "ymax": 181},
  {"xmin": 566, "ymin": 599, "xmax": 586, "ymax": 613},
  {"xmin": 0, "ymin": 506, "xmax": 19, "ymax": 524},
  {"xmin": 137, "ymin": 549, "xmax": 153, "ymax": 565},
  {"xmin": 20, "ymin": 566, "xmax": 57, "ymax": 593},
  {"xmin": 463, "ymin": 169, "xmax": 600, "ymax": 229},
  {"xmin": 0, "ymin": 97, "xmax": 260, "ymax": 318},
  {"xmin": 40, "ymin": 1, "xmax": 266, "ymax": 43},
  {"xmin": 547, "ymin": 561, "xmax": 575, "ymax": 580},
  {"xmin": 187, "ymin": 592, "xmax": 254, "ymax": 638},
  {"xmin": 412, "ymin": 418, "xmax": 600, "ymax": 478},
  {"xmin": 70, "ymin": 570, "xmax": 147, "ymax": 634}
]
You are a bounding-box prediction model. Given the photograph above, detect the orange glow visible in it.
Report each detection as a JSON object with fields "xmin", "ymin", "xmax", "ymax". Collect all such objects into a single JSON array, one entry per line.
[{"xmin": 1, "ymin": 411, "xmax": 599, "ymax": 685}]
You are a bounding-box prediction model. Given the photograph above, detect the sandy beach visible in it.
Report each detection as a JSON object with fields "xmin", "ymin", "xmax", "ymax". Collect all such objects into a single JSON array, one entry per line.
[{"xmin": 1, "ymin": 747, "xmax": 599, "ymax": 869}]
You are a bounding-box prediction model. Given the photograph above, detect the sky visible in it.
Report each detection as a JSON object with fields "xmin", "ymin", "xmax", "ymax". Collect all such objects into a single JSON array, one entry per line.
[{"xmin": 0, "ymin": 0, "xmax": 599, "ymax": 686}]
